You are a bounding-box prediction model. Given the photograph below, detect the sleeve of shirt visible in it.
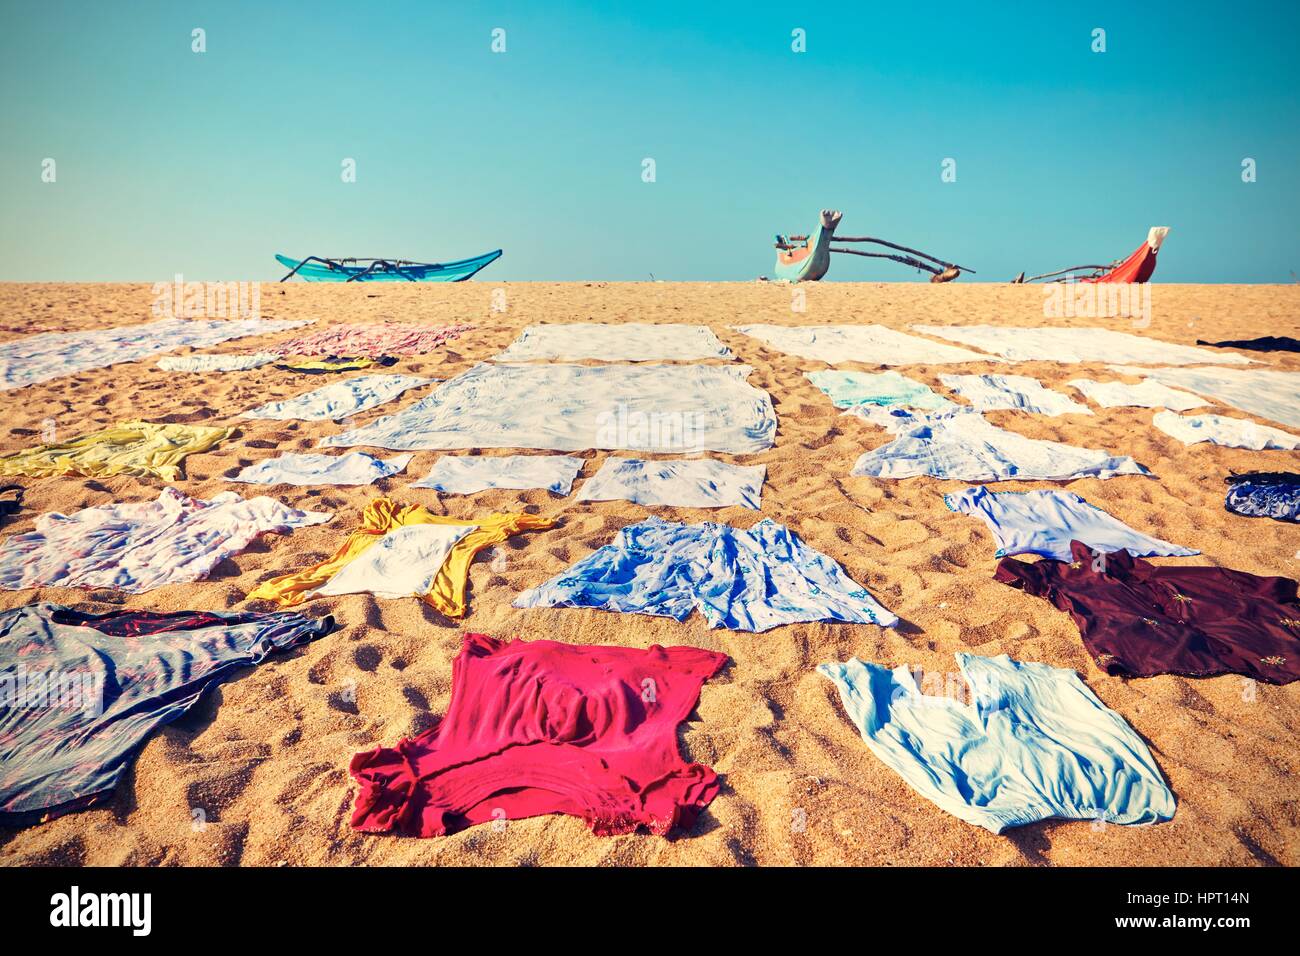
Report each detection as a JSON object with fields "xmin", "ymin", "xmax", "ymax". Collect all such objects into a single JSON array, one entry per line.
[{"xmin": 993, "ymin": 555, "xmax": 1055, "ymax": 597}]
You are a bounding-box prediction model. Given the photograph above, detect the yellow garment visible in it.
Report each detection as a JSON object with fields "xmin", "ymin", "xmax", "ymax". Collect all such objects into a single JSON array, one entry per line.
[
  {"xmin": 276, "ymin": 356, "xmax": 389, "ymax": 373},
  {"xmin": 248, "ymin": 498, "xmax": 553, "ymax": 617},
  {"xmin": 0, "ymin": 420, "xmax": 234, "ymax": 482}
]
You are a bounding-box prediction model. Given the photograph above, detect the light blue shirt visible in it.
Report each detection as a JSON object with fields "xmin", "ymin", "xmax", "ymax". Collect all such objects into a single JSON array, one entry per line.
[{"xmin": 818, "ymin": 653, "xmax": 1176, "ymax": 833}]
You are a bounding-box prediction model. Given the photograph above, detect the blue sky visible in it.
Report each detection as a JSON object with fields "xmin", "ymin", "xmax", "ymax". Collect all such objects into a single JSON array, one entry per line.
[{"xmin": 1, "ymin": 1, "xmax": 1296, "ymax": 282}]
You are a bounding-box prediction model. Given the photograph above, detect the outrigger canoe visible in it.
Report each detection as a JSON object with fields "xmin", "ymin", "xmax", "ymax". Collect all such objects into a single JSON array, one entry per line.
[
  {"xmin": 1012, "ymin": 228, "xmax": 1168, "ymax": 284},
  {"xmin": 275, "ymin": 250, "xmax": 502, "ymax": 282},
  {"xmin": 773, "ymin": 209, "xmax": 973, "ymax": 282}
]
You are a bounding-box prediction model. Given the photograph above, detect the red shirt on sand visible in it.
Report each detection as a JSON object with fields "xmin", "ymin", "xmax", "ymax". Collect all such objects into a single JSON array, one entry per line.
[{"xmin": 349, "ymin": 633, "xmax": 728, "ymax": 837}]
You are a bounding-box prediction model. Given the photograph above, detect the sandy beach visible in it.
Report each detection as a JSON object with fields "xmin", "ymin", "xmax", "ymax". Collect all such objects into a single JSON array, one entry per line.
[{"xmin": 0, "ymin": 280, "xmax": 1297, "ymax": 867}]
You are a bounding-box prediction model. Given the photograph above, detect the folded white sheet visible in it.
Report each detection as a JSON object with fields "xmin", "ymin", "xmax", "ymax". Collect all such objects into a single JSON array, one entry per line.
[
  {"xmin": 242, "ymin": 374, "xmax": 432, "ymax": 421},
  {"xmin": 232, "ymin": 452, "xmax": 413, "ymax": 485},
  {"xmin": 412, "ymin": 455, "xmax": 585, "ymax": 494},
  {"xmin": 1151, "ymin": 411, "xmax": 1300, "ymax": 450},
  {"xmin": 732, "ymin": 324, "xmax": 999, "ymax": 365},
  {"xmin": 577, "ymin": 457, "xmax": 765, "ymax": 509},
  {"xmin": 494, "ymin": 323, "xmax": 733, "ymax": 362}
]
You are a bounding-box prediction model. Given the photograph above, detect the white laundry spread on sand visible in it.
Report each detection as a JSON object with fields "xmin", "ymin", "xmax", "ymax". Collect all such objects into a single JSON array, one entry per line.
[
  {"xmin": 911, "ymin": 325, "xmax": 1255, "ymax": 365},
  {"xmin": 1107, "ymin": 365, "xmax": 1300, "ymax": 431},
  {"xmin": 577, "ymin": 457, "xmax": 765, "ymax": 509},
  {"xmin": 942, "ymin": 486, "xmax": 1198, "ymax": 561},
  {"xmin": 1151, "ymin": 411, "xmax": 1300, "ymax": 450},
  {"xmin": 232, "ymin": 451, "xmax": 413, "ymax": 486},
  {"xmin": 320, "ymin": 362, "xmax": 777, "ymax": 454},
  {"xmin": 731, "ymin": 324, "xmax": 1000, "ymax": 365},
  {"xmin": 848, "ymin": 406, "xmax": 1150, "ymax": 482},
  {"xmin": 157, "ymin": 352, "xmax": 279, "ymax": 372},
  {"xmin": 1066, "ymin": 378, "xmax": 1208, "ymax": 410},
  {"xmin": 0, "ymin": 487, "xmax": 331, "ymax": 593},
  {"xmin": 939, "ymin": 373, "xmax": 1092, "ymax": 416},
  {"xmin": 241, "ymin": 374, "xmax": 433, "ymax": 421},
  {"xmin": 493, "ymin": 323, "xmax": 733, "ymax": 362},
  {"xmin": 0, "ymin": 318, "xmax": 311, "ymax": 390},
  {"xmin": 312, "ymin": 523, "xmax": 477, "ymax": 600},
  {"xmin": 413, "ymin": 455, "xmax": 584, "ymax": 494}
]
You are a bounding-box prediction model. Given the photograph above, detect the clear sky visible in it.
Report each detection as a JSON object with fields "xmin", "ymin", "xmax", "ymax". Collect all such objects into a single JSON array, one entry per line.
[{"xmin": 1, "ymin": 1, "xmax": 1296, "ymax": 282}]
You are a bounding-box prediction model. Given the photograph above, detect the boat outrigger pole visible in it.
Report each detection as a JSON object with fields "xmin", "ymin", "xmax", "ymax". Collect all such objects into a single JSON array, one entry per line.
[
  {"xmin": 772, "ymin": 209, "xmax": 973, "ymax": 282},
  {"xmin": 830, "ymin": 236, "xmax": 972, "ymax": 282}
]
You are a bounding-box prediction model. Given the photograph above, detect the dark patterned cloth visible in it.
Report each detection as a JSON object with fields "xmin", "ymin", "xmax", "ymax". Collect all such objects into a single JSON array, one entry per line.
[
  {"xmin": 0, "ymin": 485, "xmax": 21, "ymax": 524},
  {"xmin": 995, "ymin": 540, "xmax": 1300, "ymax": 684},
  {"xmin": 0, "ymin": 603, "xmax": 334, "ymax": 825},
  {"xmin": 1224, "ymin": 472, "xmax": 1300, "ymax": 523},
  {"xmin": 1197, "ymin": 336, "xmax": 1300, "ymax": 354}
]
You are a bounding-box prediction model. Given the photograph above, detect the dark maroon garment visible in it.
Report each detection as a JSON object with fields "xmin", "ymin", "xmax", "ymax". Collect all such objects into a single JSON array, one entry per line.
[{"xmin": 995, "ymin": 540, "xmax": 1300, "ymax": 684}]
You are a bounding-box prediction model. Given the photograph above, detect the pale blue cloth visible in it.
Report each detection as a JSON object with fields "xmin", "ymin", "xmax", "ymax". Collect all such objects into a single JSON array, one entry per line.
[
  {"xmin": 939, "ymin": 373, "xmax": 1092, "ymax": 416},
  {"xmin": 514, "ymin": 516, "xmax": 897, "ymax": 632},
  {"xmin": 232, "ymin": 451, "xmax": 412, "ymax": 486},
  {"xmin": 818, "ymin": 653, "xmax": 1177, "ymax": 833},
  {"xmin": 577, "ymin": 458, "xmax": 764, "ymax": 509},
  {"xmin": 805, "ymin": 370, "xmax": 951, "ymax": 411},
  {"xmin": 849, "ymin": 406, "xmax": 1150, "ymax": 482},
  {"xmin": 943, "ymin": 486, "xmax": 1198, "ymax": 561},
  {"xmin": 242, "ymin": 374, "xmax": 432, "ymax": 421},
  {"xmin": 1151, "ymin": 411, "xmax": 1300, "ymax": 450},
  {"xmin": 413, "ymin": 455, "xmax": 584, "ymax": 494}
]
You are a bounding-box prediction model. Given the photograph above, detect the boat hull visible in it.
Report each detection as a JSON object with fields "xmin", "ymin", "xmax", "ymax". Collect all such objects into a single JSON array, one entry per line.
[{"xmin": 275, "ymin": 250, "xmax": 501, "ymax": 282}]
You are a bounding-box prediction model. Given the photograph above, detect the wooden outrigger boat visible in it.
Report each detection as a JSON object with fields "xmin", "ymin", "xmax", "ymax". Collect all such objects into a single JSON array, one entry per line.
[
  {"xmin": 275, "ymin": 249, "xmax": 502, "ymax": 282},
  {"xmin": 773, "ymin": 209, "xmax": 974, "ymax": 282},
  {"xmin": 1012, "ymin": 227, "xmax": 1169, "ymax": 284}
]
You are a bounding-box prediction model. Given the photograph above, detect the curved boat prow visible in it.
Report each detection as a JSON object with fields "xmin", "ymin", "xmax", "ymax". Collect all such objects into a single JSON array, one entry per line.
[
  {"xmin": 773, "ymin": 209, "xmax": 841, "ymax": 281},
  {"xmin": 1083, "ymin": 226, "xmax": 1169, "ymax": 284}
]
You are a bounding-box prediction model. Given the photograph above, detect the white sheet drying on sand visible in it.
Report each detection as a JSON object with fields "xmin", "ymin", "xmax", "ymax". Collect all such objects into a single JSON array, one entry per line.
[
  {"xmin": 412, "ymin": 455, "xmax": 584, "ymax": 495},
  {"xmin": 911, "ymin": 325, "xmax": 1254, "ymax": 366},
  {"xmin": 1151, "ymin": 411, "xmax": 1300, "ymax": 450},
  {"xmin": 158, "ymin": 352, "xmax": 279, "ymax": 372},
  {"xmin": 939, "ymin": 374, "xmax": 1092, "ymax": 416},
  {"xmin": 313, "ymin": 523, "xmax": 476, "ymax": 600},
  {"xmin": 848, "ymin": 406, "xmax": 1150, "ymax": 482},
  {"xmin": 732, "ymin": 324, "xmax": 999, "ymax": 366},
  {"xmin": 0, "ymin": 487, "xmax": 331, "ymax": 593},
  {"xmin": 494, "ymin": 323, "xmax": 733, "ymax": 362},
  {"xmin": 577, "ymin": 458, "xmax": 765, "ymax": 509},
  {"xmin": 321, "ymin": 362, "xmax": 778, "ymax": 454},
  {"xmin": 242, "ymin": 374, "xmax": 432, "ymax": 421},
  {"xmin": 232, "ymin": 452, "xmax": 413, "ymax": 486},
  {"xmin": 1108, "ymin": 365, "xmax": 1300, "ymax": 431},
  {"xmin": 1066, "ymin": 378, "xmax": 1208, "ymax": 410},
  {"xmin": 0, "ymin": 318, "xmax": 310, "ymax": 390}
]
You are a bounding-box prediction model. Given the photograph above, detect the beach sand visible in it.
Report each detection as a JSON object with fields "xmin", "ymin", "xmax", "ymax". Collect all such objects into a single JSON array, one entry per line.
[{"xmin": 0, "ymin": 280, "xmax": 1297, "ymax": 867}]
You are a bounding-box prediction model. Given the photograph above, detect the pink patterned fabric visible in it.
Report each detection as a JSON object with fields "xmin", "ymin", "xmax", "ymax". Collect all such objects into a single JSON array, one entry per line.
[{"xmin": 271, "ymin": 323, "xmax": 472, "ymax": 357}]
